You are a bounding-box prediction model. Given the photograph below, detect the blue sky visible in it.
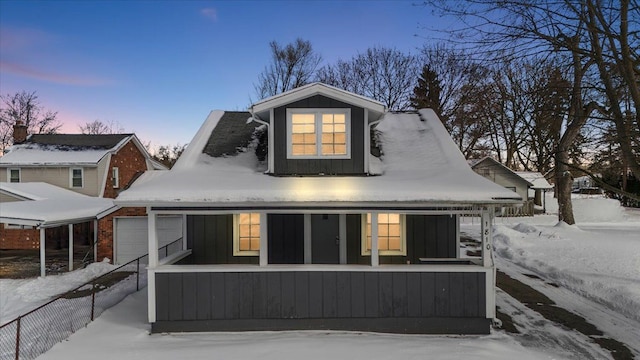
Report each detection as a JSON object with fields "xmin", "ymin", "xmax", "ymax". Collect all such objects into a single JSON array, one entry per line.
[{"xmin": 0, "ymin": 1, "xmax": 447, "ymax": 148}]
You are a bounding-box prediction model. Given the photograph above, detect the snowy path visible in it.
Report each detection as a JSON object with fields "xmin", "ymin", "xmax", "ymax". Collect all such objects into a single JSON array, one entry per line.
[
  {"xmin": 496, "ymin": 288, "xmax": 612, "ymax": 359},
  {"xmin": 497, "ymin": 256, "xmax": 640, "ymax": 358}
]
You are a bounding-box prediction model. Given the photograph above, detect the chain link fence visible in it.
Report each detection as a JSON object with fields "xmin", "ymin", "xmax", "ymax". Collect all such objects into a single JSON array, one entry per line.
[{"xmin": 0, "ymin": 238, "xmax": 181, "ymax": 360}]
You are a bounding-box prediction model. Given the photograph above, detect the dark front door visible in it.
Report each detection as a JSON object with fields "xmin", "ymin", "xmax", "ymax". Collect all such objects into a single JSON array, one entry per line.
[{"xmin": 311, "ymin": 214, "xmax": 340, "ymax": 264}]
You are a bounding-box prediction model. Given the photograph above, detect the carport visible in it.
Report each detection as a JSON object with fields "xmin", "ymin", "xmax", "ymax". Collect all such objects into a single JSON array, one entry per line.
[{"xmin": 0, "ymin": 197, "xmax": 116, "ymax": 276}]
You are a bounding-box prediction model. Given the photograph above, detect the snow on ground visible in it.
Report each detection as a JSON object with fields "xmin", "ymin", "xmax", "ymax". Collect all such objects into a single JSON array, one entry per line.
[
  {"xmin": 38, "ymin": 289, "xmax": 554, "ymax": 360},
  {"xmin": 0, "ymin": 260, "xmax": 118, "ymax": 325},
  {"xmin": 462, "ymin": 193, "xmax": 640, "ymax": 357}
]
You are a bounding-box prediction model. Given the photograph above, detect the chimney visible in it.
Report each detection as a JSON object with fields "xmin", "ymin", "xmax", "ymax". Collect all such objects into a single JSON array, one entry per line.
[{"xmin": 13, "ymin": 120, "xmax": 28, "ymax": 144}]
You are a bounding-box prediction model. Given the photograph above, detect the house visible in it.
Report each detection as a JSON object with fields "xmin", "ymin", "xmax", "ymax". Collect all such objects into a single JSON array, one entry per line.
[
  {"xmin": 470, "ymin": 157, "xmax": 534, "ymax": 216},
  {"xmin": 0, "ymin": 126, "xmax": 177, "ymax": 268},
  {"xmin": 515, "ymin": 171, "xmax": 553, "ymax": 213},
  {"xmin": 116, "ymin": 83, "xmax": 521, "ymax": 334}
]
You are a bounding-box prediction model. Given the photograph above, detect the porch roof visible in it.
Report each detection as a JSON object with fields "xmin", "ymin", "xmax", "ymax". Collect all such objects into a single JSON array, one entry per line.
[{"xmin": 116, "ymin": 109, "xmax": 521, "ymax": 208}]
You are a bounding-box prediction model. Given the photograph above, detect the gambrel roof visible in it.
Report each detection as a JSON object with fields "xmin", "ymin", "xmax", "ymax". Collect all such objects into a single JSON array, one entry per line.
[{"xmin": 116, "ymin": 109, "xmax": 521, "ymax": 208}]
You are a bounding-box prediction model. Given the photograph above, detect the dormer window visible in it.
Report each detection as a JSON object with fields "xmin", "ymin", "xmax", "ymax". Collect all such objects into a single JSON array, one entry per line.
[{"xmin": 286, "ymin": 108, "xmax": 350, "ymax": 159}]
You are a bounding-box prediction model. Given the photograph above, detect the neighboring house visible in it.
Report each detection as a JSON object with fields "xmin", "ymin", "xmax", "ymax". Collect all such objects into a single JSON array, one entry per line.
[
  {"xmin": 117, "ymin": 83, "xmax": 521, "ymax": 334},
  {"xmin": 515, "ymin": 171, "xmax": 554, "ymax": 213},
  {"xmin": 573, "ymin": 175, "xmax": 602, "ymax": 194},
  {"xmin": 470, "ymin": 157, "xmax": 534, "ymax": 216},
  {"xmin": 0, "ymin": 127, "xmax": 174, "ymax": 265}
]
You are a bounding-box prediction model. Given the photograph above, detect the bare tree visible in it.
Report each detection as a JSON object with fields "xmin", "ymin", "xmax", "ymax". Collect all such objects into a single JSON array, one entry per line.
[
  {"xmin": 79, "ymin": 120, "xmax": 125, "ymax": 134},
  {"xmin": 426, "ymin": 0, "xmax": 638, "ymax": 223},
  {"xmin": 151, "ymin": 143, "xmax": 187, "ymax": 169},
  {"xmin": 0, "ymin": 91, "xmax": 61, "ymax": 153},
  {"xmin": 254, "ymin": 38, "xmax": 322, "ymax": 99},
  {"xmin": 317, "ymin": 46, "xmax": 418, "ymax": 111}
]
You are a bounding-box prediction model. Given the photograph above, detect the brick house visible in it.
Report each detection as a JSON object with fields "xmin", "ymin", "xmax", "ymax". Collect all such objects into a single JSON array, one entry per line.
[{"xmin": 0, "ymin": 124, "xmax": 170, "ymax": 265}]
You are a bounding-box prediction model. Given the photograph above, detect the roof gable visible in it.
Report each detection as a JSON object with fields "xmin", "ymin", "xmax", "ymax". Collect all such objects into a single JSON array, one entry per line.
[
  {"xmin": 471, "ymin": 157, "xmax": 533, "ymax": 187},
  {"xmin": 251, "ymin": 83, "xmax": 386, "ymax": 120}
]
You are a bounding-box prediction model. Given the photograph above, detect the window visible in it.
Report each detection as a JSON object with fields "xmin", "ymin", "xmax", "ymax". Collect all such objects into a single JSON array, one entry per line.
[
  {"xmin": 234, "ymin": 213, "xmax": 260, "ymax": 256},
  {"xmin": 8, "ymin": 168, "xmax": 20, "ymax": 183},
  {"xmin": 362, "ymin": 213, "xmax": 406, "ymax": 256},
  {"xmin": 287, "ymin": 109, "xmax": 350, "ymax": 159},
  {"xmin": 70, "ymin": 168, "xmax": 83, "ymax": 188},
  {"xmin": 505, "ymin": 186, "xmax": 517, "ymax": 192},
  {"xmin": 112, "ymin": 167, "xmax": 119, "ymax": 188}
]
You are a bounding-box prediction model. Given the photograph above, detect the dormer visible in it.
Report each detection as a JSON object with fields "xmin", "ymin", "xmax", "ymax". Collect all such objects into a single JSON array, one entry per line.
[{"xmin": 250, "ymin": 83, "xmax": 386, "ymax": 176}]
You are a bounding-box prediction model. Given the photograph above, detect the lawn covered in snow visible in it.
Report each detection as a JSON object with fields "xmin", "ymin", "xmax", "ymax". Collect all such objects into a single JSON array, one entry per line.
[{"xmin": 3, "ymin": 194, "xmax": 639, "ymax": 359}]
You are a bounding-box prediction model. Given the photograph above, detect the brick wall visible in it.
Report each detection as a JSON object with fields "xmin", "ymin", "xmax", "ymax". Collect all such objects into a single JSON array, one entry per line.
[
  {"xmin": 103, "ymin": 140, "xmax": 149, "ymax": 199},
  {"xmin": 97, "ymin": 207, "xmax": 147, "ymax": 261},
  {"xmin": 0, "ymin": 224, "xmax": 39, "ymax": 250}
]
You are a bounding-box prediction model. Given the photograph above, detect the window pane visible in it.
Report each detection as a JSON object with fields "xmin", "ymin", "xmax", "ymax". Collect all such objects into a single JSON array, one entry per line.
[
  {"xmin": 322, "ymin": 133, "xmax": 334, "ymax": 144},
  {"xmin": 334, "ymin": 133, "xmax": 346, "ymax": 144},
  {"xmin": 378, "ymin": 213, "xmax": 388, "ymax": 223},
  {"xmin": 387, "ymin": 214, "xmax": 400, "ymax": 224},
  {"xmin": 293, "ymin": 113, "xmax": 315, "ymax": 124},
  {"xmin": 303, "ymin": 134, "xmax": 316, "ymax": 144},
  {"xmin": 250, "ymin": 224, "xmax": 260, "ymax": 237},
  {"xmin": 388, "ymin": 237, "xmax": 402, "ymax": 251},
  {"xmin": 239, "ymin": 238, "xmax": 250, "ymax": 251},
  {"xmin": 250, "ymin": 238, "xmax": 260, "ymax": 251},
  {"xmin": 334, "ymin": 114, "xmax": 345, "ymax": 123},
  {"xmin": 334, "ymin": 124, "xmax": 346, "ymax": 133},
  {"xmin": 304, "ymin": 145, "xmax": 316, "ymax": 154},
  {"xmin": 388, "ymin": 224, "xmax": 400, "ymax": 236},
  {"xmin": 239, "ymin": 224, "xmax": 251, "ymax": 237},
  {"xmin": 292, "ymin": 145, "xmax": 304, "ymax": 155},
  {"xmin": 334, "ymin": 145, "xmax": 346, "ymax": 155}
]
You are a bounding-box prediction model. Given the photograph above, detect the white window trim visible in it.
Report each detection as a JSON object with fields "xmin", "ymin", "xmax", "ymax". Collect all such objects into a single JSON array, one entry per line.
[
  {"xmin": 70, "ymin": 167, "xmax": 84, "ymax": 188},
  {"xmin": 286, "ymin": 108, "xmax": 351, "ymax": 159},
  {"xmin": 8, "ymin": 168, "xmax": 21, "ymax": 183},
  {"xmin": 112, "ymin": 167, "xmax": 120, "ymax": 188},
  {"xmin": 361, "ymin": 213, "xmax": 407, "ymax": 256},
  {"xmin": 5, "ymin": 224, "xmax": 33, "ymax": 229},
  {"xmin": 233, "ymin": 213, "xmax": 260, "ymax": 256}
]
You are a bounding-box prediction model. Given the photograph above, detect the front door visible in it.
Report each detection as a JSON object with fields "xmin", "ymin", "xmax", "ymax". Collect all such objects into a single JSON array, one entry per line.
[{"xmin": 311, "ymin": 214, "xmax": 340, "ymax": 264}]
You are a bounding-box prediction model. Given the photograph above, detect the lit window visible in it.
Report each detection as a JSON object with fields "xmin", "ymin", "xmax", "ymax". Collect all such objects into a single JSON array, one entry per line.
[
  {"xmin": 321, "ymin": 113, "xmax": 347, "ymax": 155},
  {"xmin": 362, "ymin": 213, "xmax": 406, "ymax": 256},
  {"xmin": 291, "ymin": 113, "xmax": 317, "ymax": 156},
  {"xmin": 112, "ymin": 167, "xmax": 119, "ymax": 188},
  {"xmin": 71, "ymin": 168, "xmax": 83, "ymax": 188},
  {"xmin": 8, "ymin": 168, "xmax": 20, "ymax": 183},
  {"xmin": 287, "ymin": 109, "xmax": 350, "ymax": 159},
  {"xmin": 234, "ymin": 213, "xmax": 260, "ymax": 256}
]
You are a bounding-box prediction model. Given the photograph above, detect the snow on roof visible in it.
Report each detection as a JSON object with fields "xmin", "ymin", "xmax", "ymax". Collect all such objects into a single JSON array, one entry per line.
[
  {"xmin": 0, "ymin": 195, "xmax": 115, "ymax": 227},
  {"xmin": 0, "ymin": 134, "xmax": 133, "ymax": 166},
  {"xmin": 471, "ymin": 157, "xmax": 533, "ymax": 187},
  {"xmin": 515, "ymin": 172, "xmax": 553, "ymax": 190},
  {"xmin": 0, "ymin": 182, "xmax": 86, "ymax": 201},
  {"xmin": 117, "ymin": 109, "xmax": 521, "ymax": 207}
]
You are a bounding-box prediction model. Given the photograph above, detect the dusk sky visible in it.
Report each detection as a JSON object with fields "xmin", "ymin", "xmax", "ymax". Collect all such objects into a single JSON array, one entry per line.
[{"xmin": 0, "ymin": 1, "xmax": 450, "ymax": 149}]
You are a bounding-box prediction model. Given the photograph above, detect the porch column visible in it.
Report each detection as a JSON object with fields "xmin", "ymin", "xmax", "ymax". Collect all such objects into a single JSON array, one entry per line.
[
  {"xmin": 148, "ymin": 212, "xmax": 158, "ymax": 267},
  {"xmin": 259, "ymin": 213, "xmax": 268, "ymax": 266},
  {"xmin": 93, "ymin": 219, "xmax": 98, "ymax": 262},
  {"xmin": 371, "ymin": 212, "xmax": 379, "ymax": 267},
  {"xmin": 40, "ymin": 228, "xmax": 46, "ymax": 277},
  {"xmin": 481, "ymin": 209, "xmax": 493, "ymax": 267},
  {"xmin": 68, "ymin": 224, "xmax": 74, "ymax": 271},
  {"xmin": 339, "ymin": 214, "xmax": 347, "ymax": 264},
  {"xmin": 148, "ymin": 211, "xmax": 158, "ymax": 323},
  {"xmin": 303, "ymin": 214, "xmax": 311, "ymax": 264},
  {"xmin": 182, "ymin": 214, "xmax": 188, "ymax": 251}
]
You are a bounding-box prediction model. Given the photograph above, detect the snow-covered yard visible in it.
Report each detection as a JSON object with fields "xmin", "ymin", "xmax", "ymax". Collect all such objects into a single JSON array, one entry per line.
[{"xmin": 2, "ymin": 194, "xmax": 638, "ymax": 359}]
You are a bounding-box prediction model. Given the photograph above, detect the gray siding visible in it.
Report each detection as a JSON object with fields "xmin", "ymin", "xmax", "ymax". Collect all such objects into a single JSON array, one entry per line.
[
  {"xmin": 347, "ymin": 215, "xmax": 457, "ymax": 265},
  {"xmin": 273, "ymin": 95, "xmax": 365, "ymax": 175},
  {"xmin": 154, "ymin": 270, "xmax": 488, "ymax": 334},
  {"xmin": 184, "ymin": 215, "xmax": 257, "ymax": 265},
  {"xmin": 268, "ymin": 214, "xmax": 304, "ymax": 264}
]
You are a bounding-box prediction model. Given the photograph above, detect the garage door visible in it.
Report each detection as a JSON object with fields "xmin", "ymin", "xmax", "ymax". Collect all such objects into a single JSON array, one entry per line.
[{"xmin": 114, "ymin": 216, "xmax": 183, "ymax": 265}]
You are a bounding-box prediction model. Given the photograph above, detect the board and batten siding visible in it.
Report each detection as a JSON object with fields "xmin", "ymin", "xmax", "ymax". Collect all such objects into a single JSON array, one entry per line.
[
  {"xmin": 153, "ymin": 270, "xmax": 488, "ymax": 334},
  {"xmin": 272, "ymin": 95, "xmax": 365, "ymax": 175},
  {"xmin": 184, "ymin": 215, "xmax": 257, "ymax": 265}
]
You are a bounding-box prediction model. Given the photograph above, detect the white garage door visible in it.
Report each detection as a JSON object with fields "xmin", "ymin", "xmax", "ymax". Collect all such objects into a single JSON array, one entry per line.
[{"xmin": 115, "ymin": 216, "xmax": 183, "ymax": 265}]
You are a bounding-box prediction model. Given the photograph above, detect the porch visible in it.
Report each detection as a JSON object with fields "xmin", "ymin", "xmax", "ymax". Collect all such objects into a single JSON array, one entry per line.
[{"xmin": 145, "ymin": 207, "xmax": 496, "ymax": 334}]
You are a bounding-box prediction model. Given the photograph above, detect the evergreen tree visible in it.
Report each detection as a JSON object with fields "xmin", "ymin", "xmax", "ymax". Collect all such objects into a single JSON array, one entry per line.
[{"xmin": 410, "ymin": 64, "xmax": 442, "ymax": 114}]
